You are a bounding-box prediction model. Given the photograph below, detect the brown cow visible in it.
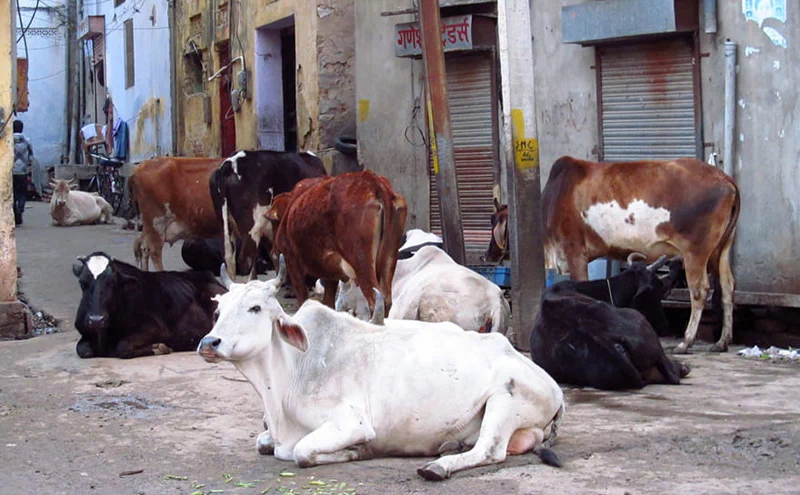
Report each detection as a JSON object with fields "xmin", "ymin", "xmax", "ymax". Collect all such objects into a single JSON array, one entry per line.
[
  {"xmin": 129, "ymin": 157, "xmax": 224, "ymax": 271},
  {"xmin": 266, "ymin": 170, "xmax": 408, "ymax": 315},
  {"xmin": 485, "ymin": 156, "xmax": 740, "ymax": 354}
]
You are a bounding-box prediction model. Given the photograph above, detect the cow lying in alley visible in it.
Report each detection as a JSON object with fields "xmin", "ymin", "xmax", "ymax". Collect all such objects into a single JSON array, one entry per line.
[
  {"xmin": 336, "ymin": 244, "xmax": 510, "ymax": 335},
  {"xmin": 73, "ymin": 252, "xmax": 226, "ymax": 359},
  {"xmin": 530, "ymin": 285, "xmax": 690, "ymax": 390},
  {"xmin": 49, "ymin": 179, "xmax": 113, "ymax": 226},
  {"xmin": 198, "ymin": 256, "xmax": 565, "ymax": 481},
  {"xmin": 551, "ymin": 254, "xmax": 673, "ymax": 335}
]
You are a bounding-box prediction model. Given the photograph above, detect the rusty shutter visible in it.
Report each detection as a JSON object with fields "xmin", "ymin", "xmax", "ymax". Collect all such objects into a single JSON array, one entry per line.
[
  {"xmin": 430, "ymin": 53, "xmax": 497, "ymax": 261},
  {"xmin": 598, "ymin": 39, "xmax": 700, "ymax": 161}
]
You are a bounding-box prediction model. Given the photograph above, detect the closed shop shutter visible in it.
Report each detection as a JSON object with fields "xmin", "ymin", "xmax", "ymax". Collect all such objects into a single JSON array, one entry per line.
[
  {"xmin": 598, "ymin": 39, "xmax": 700, "ymax": 162},
  {"xmin": 430, "ymin": 53, "xmax": 497, "ymax": 260}
]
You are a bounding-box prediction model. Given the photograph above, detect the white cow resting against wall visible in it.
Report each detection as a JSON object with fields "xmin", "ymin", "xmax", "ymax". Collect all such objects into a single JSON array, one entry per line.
[
  {"xmin": 335, "ymin": 244, "xmax": 511, "ymax": 335},
  {"xmin": 49, "ymin": 179, "xmax": 113, "ymax": 226},
  {"xmin": 197, "ymin": 256, "xmax": 565, "ymax": 481}
]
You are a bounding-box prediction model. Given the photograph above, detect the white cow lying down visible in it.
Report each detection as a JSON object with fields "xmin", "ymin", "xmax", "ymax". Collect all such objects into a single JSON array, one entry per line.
[
  {"xmin": 335, "ymin": 245, "xmax": 510, "ymax": 335},
  {"xmin": 198, "ymin": 257, "xmax": 565, "ymax": 481},
  {"xmin": 49, "ymin": 179, "xmax": 113, "ymax": 226}
]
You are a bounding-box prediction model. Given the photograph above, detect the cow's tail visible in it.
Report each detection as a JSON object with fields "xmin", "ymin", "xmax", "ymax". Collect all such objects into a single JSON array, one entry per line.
[
  {"xmin": 126, "ymin": 173, "xmax": 141, "ymax": 224},
  {"xmin": 535, "ymin": 401, "xmax": 566, "ymax": 468},
  {"xmin": 708, "ymin": 180, "xmax": 740, "ymax": 327},
  {"xmin": 374, "ymin": 176, "xmax": 408, "ymax": 312}
]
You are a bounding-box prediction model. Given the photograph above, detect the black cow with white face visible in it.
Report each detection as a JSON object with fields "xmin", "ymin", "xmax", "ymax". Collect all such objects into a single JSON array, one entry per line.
[
  {"xmin": 72, "ymin": 252, "xmax": 226, "ymax": 359},
  {"xmin": 530, "ymin": 288, "xmax": 690, "ymax": 390},
  {"xmin": 209, "ymin": 150, "xmax": 327, "ymax": 281}
]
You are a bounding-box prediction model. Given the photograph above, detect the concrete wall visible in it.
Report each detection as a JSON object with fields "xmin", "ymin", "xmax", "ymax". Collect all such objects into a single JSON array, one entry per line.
[
  {"xmin": 175, "ymin": 0, "xmax": 356, "ymax": 167},
  {"xmin": 702, "ymin": 3, "xmax": 798, "ymax": 293},
  {"xmin": 530, "ymin": 0, "xmax": 599, "ymax": 183},
  {"xmin": 16, "ymin": 0, "xmax": 68, "ymax": 166},
  {"xmin": 354, "ymin": 0, "xmax": 429, "ymax": 229},
  {"xmin": 81, "ymin": 0, "xmax": 173, "ymax": 162},
  {"xmin": 525, "ymin": 1, "xmax": 799, "ymax": 294}
]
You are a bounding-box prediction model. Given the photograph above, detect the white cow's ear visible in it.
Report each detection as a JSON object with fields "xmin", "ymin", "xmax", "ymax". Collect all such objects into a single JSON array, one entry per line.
[{"xmin": 274, "ymin": 317, "xmax": 308, "ymax": 352}]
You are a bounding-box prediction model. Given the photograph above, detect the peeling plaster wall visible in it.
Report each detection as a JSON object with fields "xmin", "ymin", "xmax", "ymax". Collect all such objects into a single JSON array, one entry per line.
[
  {"xmin": 701, "ymin": 3, "xmax": 800, "ymax": 293},
  {"xmin": 354, "ymin": 0, "xmax": 429, "ymax": 229},
  {"xmin": 16, "ymin": 0, "xmax": 68, "ymax": 166},
  {"xmin": 530, "ymin": 0, "xmax": 599, "ymax": 184},
  {"xmin": 82, "ymin": 0, "xmax": 173, "ymax": 162},
  {"xmin": 176, "ymin": 0, "xmax": 356, "ymax": 159}
]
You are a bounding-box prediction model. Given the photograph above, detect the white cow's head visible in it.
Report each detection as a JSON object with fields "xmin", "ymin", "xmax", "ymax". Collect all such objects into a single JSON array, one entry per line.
[
  {"xmin": 51, "ymin": 179, "xmax": 77, "ymax": 207},
  {"xmin": 197, "ymin": 255, "xmax": 308, "ymax": 363}
]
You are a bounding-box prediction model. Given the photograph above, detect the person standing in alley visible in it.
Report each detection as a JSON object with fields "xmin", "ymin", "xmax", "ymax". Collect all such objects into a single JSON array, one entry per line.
[{"xmin": 12, "ymin": 120, "xmax": 33, "ymax": 225}]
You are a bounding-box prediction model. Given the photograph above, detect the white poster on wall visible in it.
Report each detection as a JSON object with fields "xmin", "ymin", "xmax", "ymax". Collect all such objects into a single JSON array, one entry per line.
[{"xmin": 742, "ymin": 0, "xmax": 787, "ymax": 27}]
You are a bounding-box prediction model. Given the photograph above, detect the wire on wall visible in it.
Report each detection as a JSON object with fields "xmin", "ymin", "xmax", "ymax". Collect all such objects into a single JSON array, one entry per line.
[
  {"xmin": 16, "ymin": 0, "xmax": 41, "ymax": 43},
  {"xmin": 17, "ymin": 1, "xmax": 29, "ymax": 60}
]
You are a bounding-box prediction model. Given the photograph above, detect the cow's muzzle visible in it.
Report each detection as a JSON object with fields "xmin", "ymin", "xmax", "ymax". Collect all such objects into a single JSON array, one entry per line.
[
  {"xmin": 86, "ymin": 313, "xmax": 108, "ymax": 330},
  {"xmin": 197, "ymin": 336, "xmax": 223, "ymax": 362}
]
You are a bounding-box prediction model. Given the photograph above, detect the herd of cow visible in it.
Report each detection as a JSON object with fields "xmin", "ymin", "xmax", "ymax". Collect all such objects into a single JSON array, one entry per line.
[{"xmin": 63, "ymin": 150, "xmax": 740, "ymax": 480}]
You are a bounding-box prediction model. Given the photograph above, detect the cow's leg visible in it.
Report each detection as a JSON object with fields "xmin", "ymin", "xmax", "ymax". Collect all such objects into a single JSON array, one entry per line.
[
  {"xmin": 238, "ymin": 236, "xmax": 258, "ymax": 282},
  {"xmin": 221, "ymin": 199, "xmax": 237, "ymax": 280},
  {"xmin": 116, "ymin": 325, "xmax": 168, "ymax": 359},
  {"xmin": 321, "ymin": 279, "xmax": 339, "ymax": 309},
  {"xmin": 286, "ymin": 257, "xmax": 310, "ymax": 306},
  {"xmin": 257, "ymin": 430, "xmax": 275, "ymax": 455},
  {"xmin": 418, "ymin": 392, "xmax": 534, "ymax": 481},
  {"xmin": 292, "ymin": 415, "xmax": 376, "ymax": 467},
  {"xmin": 76, "ymin": 336, "xmax": 95, "ymax": 359},
  {"xmin": 711, "ymin": 231, "xmax": 736, "ymax": 352},
  {"xmin": 141, "ymin": 216, "xmax": 165, "ymax": 271},
  {"xmin": 566, "ymin": 253, "xmax": 589, "ymax": 281},
  {"xmin": 674, "ymin": 256, "xmax": 710, "ymax": 354}
]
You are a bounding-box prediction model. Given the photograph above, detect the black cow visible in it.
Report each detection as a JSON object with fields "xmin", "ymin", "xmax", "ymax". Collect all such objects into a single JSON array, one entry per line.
[
  {"xmin": 72, "ymin": 252, "xmax": 226, "ymax": 359},
  {"xmin": 181, "ymin": 237, "xmax": 273, "ymax": 276},
  {"xmin": 549, "ymin": 255, "xmax": 675, "ymax": 335},
  {"xmin": 530, "ymin": 288, "xmax": 690, "ymax": 390},
  {"xmin": 209, "ymin": 150, "xmax": 327, "ymax": 281}
]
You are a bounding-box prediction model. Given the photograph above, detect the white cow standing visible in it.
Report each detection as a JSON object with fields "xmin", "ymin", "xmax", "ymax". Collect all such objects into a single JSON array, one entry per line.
[
  {"xmin": 336, "ymin": 244, "xmax": 510, "ymax": 335},
  {"xmin": 198, "ymin": 257, "xmax": 565, "ymax": 481},
  {"xmin": 49, "ymin": 179, "xmax": 113, "ymax": 226}
]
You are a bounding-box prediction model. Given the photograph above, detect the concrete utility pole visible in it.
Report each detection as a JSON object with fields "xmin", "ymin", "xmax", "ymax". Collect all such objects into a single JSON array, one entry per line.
[
  {"xmin": 418, "ymin": 0, "xmax": 466, "ymax": 265},
  {"xmin": 0, "ymin": 0, "xmax": 28, "ymax": 338},
  {"xmin": 498, "ymin": 0, "xmax": 545, "ymax": 350}
]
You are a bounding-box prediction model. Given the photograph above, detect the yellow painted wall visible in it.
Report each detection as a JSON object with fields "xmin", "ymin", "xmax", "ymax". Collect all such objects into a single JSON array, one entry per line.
[{"xmin": 0, "ymin": 0, "xmax": 18, "ymax": 301}]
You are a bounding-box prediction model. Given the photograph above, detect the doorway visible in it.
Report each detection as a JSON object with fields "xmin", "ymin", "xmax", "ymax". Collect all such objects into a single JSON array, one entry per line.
[
  {"xmin": 218, "ymin": 42, "xmax": 237, "ymax": 157},
  {"xmin": 255, "ymin": 16, "xmax": 296, "ymax": 151}
]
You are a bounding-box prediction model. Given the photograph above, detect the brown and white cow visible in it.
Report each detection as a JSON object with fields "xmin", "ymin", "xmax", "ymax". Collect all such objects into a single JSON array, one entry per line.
[
  {"xmin": 129, "ymin": 157, "xmax": 224, "ymax": 271},
  {"xmin": 266, "ymin": 170, "xmax": 408, "ymax": 316},
  {"xmin": 485, "ymin": 156, "xmax": 740, "ymax": 354}
]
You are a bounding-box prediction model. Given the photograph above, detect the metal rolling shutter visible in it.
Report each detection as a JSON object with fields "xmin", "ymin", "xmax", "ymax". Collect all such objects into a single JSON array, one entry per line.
[
  {"xmin": 598, "ymin": 39, "xmax": 700, "ymax": 161},
  {"xmin": 430, "ymin": 54, "xmax": 496, "ymax": 258}
]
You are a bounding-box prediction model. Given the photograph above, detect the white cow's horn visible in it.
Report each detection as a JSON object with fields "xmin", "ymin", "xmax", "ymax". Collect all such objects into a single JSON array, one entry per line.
[
  {"xmin": 646, "ymin": 255, "xmax": 669, "ymax": 272},
  {"xmin": 220, "ymin": 263, "xmax": 234, "ymax": 289}
]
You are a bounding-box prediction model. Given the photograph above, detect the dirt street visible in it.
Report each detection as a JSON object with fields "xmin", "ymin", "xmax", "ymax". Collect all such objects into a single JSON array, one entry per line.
[{"xmin": 1, "ymin": 201, "xmax": 799, "ymax": 495}]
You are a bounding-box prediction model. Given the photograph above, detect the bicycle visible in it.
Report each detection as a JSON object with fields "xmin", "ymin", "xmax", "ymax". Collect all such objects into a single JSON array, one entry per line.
[{"xmin": 87, "ymin": 152, "xmax": 126, "ymax": 216}]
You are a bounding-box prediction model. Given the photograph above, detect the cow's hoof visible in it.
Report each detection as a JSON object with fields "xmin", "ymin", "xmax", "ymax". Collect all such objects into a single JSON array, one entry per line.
[
  {"xmin": 673, "ymin": 343, "xmax": 690, "ymax": 354},
  {"xmin": 152, "ymin": 343, "xmax": 172, "ymax": 355},
  {"xmin": 677, "ymin": 361, "xmax": 692, "ymax": 378},
  {"xmin": 417, "ymin": 462, "xmax": 449, "ymax": 481},
  {"xmin": 709, "ymin": 342, "xmax": 728, "ymax": 353},
  {"xmin": 256, "ymin": 431, "xmax": 274, "ymax": 455}
]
